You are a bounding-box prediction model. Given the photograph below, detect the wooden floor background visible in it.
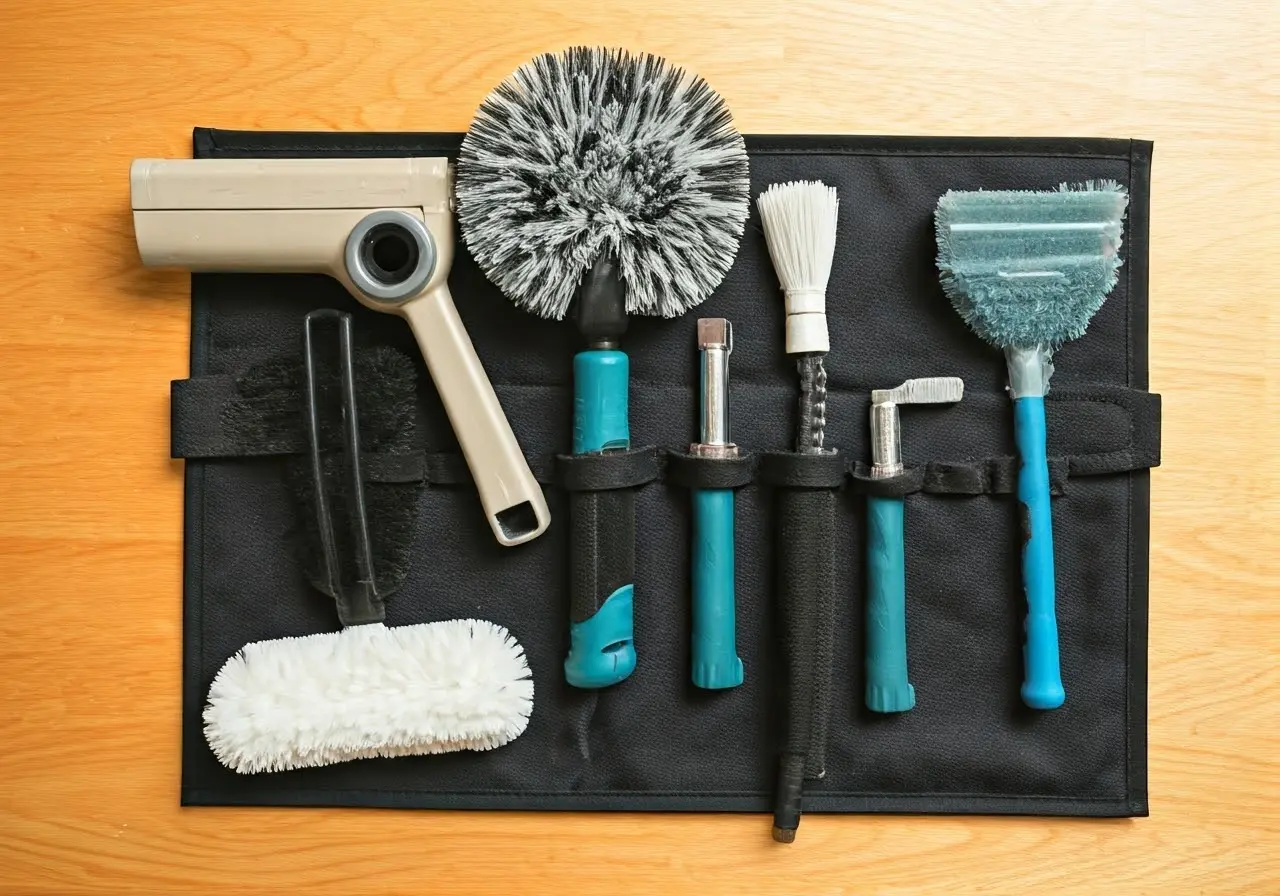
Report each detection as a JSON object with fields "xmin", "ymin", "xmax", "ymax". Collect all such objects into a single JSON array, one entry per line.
[{"xmin": 1, "ymin": 0, "xmax": 1276, "ymax": 893}]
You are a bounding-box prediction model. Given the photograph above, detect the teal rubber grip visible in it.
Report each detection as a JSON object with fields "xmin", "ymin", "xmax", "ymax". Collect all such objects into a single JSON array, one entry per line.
[
  {"xmin": 1014, "ymin": 396, "xmax": 1066, "ymax": 710},
  {"xmin": 865, "ymin": 494, "xmax": 914, "ymax": 712},
  {"xmin": 573, "ymin": 350, "xmax": 630, "ymax": 454},
  {"xmin": 691, "ymin": 487, "xmax": 744, "ymax": 689},
  {"xmin": 564, "ymin": 584, "xmax": 637, "ymax": 688}
]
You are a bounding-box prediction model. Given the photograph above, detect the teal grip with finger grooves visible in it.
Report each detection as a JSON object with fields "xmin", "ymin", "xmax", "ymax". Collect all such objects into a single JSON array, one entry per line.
[
  {"xmin": 691, "ymin": 487, "xmax": 743, "ymax": 689},
  {"xmin": 1014, "ymin": 395, "xmax": 1065, "ymax": 710},
  {"xmin": 865, "ymin": 494, "xmax": 915, "ymax": 712}
]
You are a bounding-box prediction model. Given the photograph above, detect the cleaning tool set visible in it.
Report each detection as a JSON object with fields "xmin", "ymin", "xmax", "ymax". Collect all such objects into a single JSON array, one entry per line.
[
  {"xmin": 934, "ymin": 182, "xmax": 1129, "ymax": 710},
  {"xmin": 130, "ymin": 156, "xmax": 549, "ymax": 547},
  {"xmin": 756, "ymin": 180, "xmax": 841, "ymax": 843},
  {"xmin": 864, "ymin": 377, "xmax": 965, "ymax": 713},
  {"xmin": 156, "ymin": 108, "xmax": 1157, "ymax": 827},
  {"xmin": 456, "ymin": 47, "xmax": 749, "ymax": 689},
  {"xmin": 202, "ymin": 310, "xmax": 533, "ymax": 774},
  {"xmin": 689, "ymin": 318, "xmax": 744, "ymax": 689}
]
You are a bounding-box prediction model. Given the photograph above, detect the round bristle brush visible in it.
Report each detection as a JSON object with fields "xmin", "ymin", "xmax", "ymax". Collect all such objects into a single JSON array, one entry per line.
[
  {"xmin": 457, "ymin": 46, "xmax": 749, "ymax": 689},
  {"xmin": 758, "ymin": 181, "xmax": 839, "ymax": 453},
  {"xmin": 756, "ymin": 181, "xmax": 840, "ymax": 843}
]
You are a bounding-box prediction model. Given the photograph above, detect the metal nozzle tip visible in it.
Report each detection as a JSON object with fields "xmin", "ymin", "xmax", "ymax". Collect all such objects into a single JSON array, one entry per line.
[
  {"xmin": 771, "ymin": 826, "xmax": 796, "ymax": 844},
  {"xmin": 697, "ymin": 317, "xmax": 731, "ymax": 350}
]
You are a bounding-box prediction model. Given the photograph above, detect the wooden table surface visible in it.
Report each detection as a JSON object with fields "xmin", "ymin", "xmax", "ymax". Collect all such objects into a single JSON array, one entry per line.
[{"xmin": 1, "ymin": 0, "xmax": 1276, "ymax": 893}]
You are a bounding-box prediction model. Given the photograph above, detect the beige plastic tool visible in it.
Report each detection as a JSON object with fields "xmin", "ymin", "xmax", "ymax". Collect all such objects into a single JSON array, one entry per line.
[{"xmin": 131, "ymin": 157, "xmax": 550, "ymax": 546}]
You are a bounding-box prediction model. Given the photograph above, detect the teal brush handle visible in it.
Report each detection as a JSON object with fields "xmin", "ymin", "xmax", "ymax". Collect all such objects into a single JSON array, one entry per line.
[
  {"xmin": 564, "ymin": 349, "xmax": 637, "ymax": 689},
  {"xmin": 691, "ymin": 488, "xmax": 743, "ymax": 689},
  {"xmin": 865, "ymin": 494, "xmax": 914, "ymax": 712},
  {"xmin": 1014, "ymin": 396, "xmax": 1066, "ymax": 709}
]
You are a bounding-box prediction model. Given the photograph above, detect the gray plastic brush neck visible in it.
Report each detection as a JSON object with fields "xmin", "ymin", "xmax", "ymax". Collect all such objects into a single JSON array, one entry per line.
[{"xmin": 1005, "ymin": 344, "xmax": 1055, "ymax": 399}]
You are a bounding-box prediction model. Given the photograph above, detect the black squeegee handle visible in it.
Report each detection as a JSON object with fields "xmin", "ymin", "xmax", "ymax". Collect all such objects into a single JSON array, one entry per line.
[{"xmin": 303, "ymin": 308, "xmax": 384, "ymax": 628}]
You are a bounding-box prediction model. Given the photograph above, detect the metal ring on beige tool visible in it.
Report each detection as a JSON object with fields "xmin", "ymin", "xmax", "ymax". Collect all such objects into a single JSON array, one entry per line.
[{"xmin": 344, "ymin": 209, "xmax": 437, "ymax": 303}]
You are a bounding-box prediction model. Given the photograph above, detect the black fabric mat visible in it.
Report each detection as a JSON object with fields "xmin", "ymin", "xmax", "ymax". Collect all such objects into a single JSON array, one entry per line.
[{"xmin": 177, "ymin": 128, "xmax": 1155, "ymax": 815}]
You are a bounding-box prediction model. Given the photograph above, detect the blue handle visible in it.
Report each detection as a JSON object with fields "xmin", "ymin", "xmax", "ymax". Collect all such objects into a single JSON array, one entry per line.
[
  {"xmin": 573, "ymin": 350, "xmax": 630, "ymax": 454},
  {"xmin": 564, "ymin": 349, "xmax": 636, "ymax": 689},
  {"xmin": 565, "ymin": 585, "xmax": 637, "ymax": 688},
  {"xmin": 691, "ymin": 488, "xmax": 744, "ymax": 689},
  {"xmin": 865, "ymin": 495, "xmax": 914, "ymax": 712},
  {"xmin": 1014, "ymin": 396, "xmax": 1065, "ymax": 710}
]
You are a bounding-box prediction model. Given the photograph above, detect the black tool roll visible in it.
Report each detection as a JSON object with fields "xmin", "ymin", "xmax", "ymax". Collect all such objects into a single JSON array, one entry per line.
[{"xmin": 173, "ymin": 128, "xmax": 1157, "ymax": 816}]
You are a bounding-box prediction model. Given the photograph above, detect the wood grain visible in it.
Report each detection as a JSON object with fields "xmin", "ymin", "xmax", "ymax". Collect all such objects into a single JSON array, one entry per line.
[{"xmin": 1, "ymin": 0, "xmax": 1276, "ymax": 892}]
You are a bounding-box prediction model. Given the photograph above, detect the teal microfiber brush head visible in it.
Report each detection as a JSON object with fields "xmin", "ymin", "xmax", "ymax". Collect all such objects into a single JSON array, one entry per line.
[{"xmin": 934, "ymin": 181, "xmax": 1129, "ymax": 349}]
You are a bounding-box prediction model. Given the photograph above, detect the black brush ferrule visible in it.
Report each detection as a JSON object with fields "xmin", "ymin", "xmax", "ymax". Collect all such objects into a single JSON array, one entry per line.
[{"xmin": 575, "ymin": 253, "xmax": 627, "ymax": 349}]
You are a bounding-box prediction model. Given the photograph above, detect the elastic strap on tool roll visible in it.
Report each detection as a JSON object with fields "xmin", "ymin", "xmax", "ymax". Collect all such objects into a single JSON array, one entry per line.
[
  {"xmin": 850, "ymin": 464, "xmax": 924, "ymax": 498},
  {"xmin": 848, "ymin": 458, "xmax": 1070, "ymax": 497},
  {"xmin": 929, "ymin": 457, "xmax": 1070, "ymax": 496},
  {"xmin": 665, "ymin": 451, "xmax": 756, "ymax": 490},
  {"xmin": 758, "ymin": 450, "xmax": 847, "ymax": 489},
  {"xmin": 556, "ymin": 447, "xmax": 661, "ymax": 491}
]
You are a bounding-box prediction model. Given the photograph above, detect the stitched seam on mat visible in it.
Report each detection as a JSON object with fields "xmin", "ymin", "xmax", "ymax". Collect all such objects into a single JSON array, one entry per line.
[
  {"xmin": 1123, "ymin": 145, "xmax": 1135, "ymax": 805},
  {"xmin": 206, "ymin": 133, "xmax": 446, "ymax": 153},
  {"xmin": 214, "ymin": 149, "xmax": 1131, "ymax": 161},
  {"xmin": 184, "ymin": 786, "xmax": 1125, "ymax": 800},
  {"xmin": 197, "ymin": 464, "xmax": 206, "ymax": 738},
  {"xmin": 202, "ymin": 136, "xmax": 1131, "ymax": 165},
  {"xmin": 1125, "ymin": 469, "xmax": 1134, "ymax": 803},
  {"xmin": 195, "ymin": 336, "xmax": 209, "ymax": 735},
  {"xmin": 216, "ymin": 145, "xmax": 457, "ymax": 152},
  {"xmin": 1126, "ymin": 145, "xmax": 1135, "ymax": 391},
  {"xmin": 748, "ymin": 150, "xmax": 1132, "ymax": 160}
]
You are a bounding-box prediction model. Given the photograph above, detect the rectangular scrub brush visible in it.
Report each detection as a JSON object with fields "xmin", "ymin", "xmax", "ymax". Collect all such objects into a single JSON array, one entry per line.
[
  {"xmin": 934, "ymin": 182, "xmax": 1128, "ymax": 710},
  {"xmin": 203, "ymin": 310, "xmax": 533, "ymax": 774}
]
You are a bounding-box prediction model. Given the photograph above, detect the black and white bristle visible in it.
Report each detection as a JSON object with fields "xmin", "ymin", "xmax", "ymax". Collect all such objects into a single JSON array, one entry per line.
[{"xmin": 456, "ymin": 46, "xmax": 750, "ymax": 320}]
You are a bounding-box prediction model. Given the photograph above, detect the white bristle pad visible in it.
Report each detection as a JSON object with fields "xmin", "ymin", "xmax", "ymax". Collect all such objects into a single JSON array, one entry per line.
[
  {"xmin": 756, "ymin": 181, "xmax": 840, "ymax": 355},
  {"xmin": 203, "ymin": 620, "xmax": 534, "ymax": 775}
]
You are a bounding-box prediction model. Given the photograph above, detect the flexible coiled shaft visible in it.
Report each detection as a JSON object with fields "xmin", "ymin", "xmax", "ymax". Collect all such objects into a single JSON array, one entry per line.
[{"xmin": 796, "ymin": 355, "xmax": 828, "ymax": 454}]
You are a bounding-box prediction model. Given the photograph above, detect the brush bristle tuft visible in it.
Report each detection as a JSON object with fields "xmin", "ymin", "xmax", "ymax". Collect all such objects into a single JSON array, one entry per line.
[
  {"xmin": 934, "ymin": 181, "xmax": 1128, "ymax": 349},
  {"xmin": 203, "ymin": 620, "xmax": 534, "ymax": 774},
  {"xmin": 456, "ymin": 46, "xmax": 750, "ymax": 320},
  {"xmin": 756, "ymin": 181, "xmax": 839, "ymax": 355}
]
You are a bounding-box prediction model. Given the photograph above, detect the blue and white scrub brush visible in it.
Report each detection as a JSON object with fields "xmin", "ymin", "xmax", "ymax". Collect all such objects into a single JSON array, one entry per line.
[{"xmin": 934, "ymin": 182, "xmax": 1128, "ymax": 710}]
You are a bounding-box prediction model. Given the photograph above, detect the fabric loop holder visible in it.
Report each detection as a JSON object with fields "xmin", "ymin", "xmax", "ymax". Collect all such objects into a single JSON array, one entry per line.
[
  {"xmin": 666, "ymin": 452, "xmax": 757, "ymax": 490},
  {"xmin": 171, "ymin": 373, "xmax": 1160, "ymax": 494}
]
